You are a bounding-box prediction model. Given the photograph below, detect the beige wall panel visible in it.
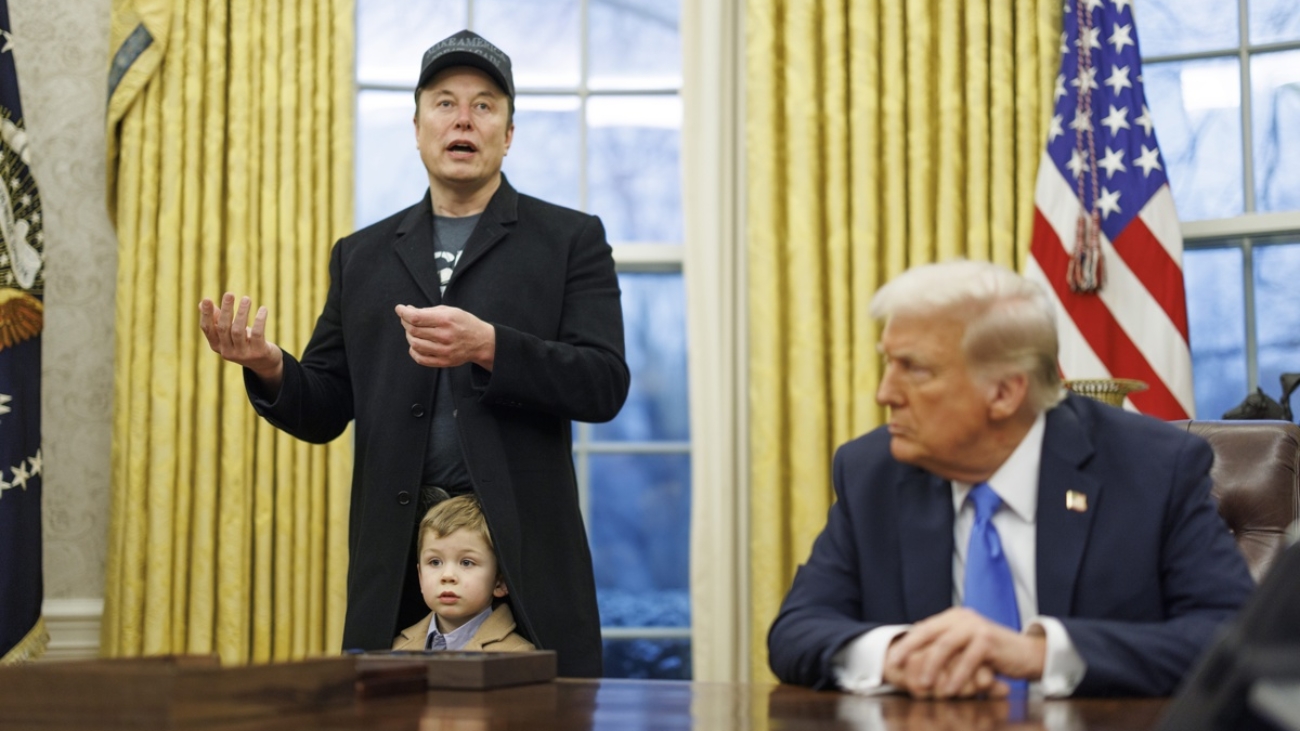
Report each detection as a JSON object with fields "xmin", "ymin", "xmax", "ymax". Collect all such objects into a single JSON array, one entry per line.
[{"xmin": 10, "ymin": 0, "xmax": 116, "ymax": 602}]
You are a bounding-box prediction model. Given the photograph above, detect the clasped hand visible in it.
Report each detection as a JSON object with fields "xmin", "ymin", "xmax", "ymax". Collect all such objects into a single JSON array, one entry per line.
[
  {"xmin": 395, "ymin": 304, "xmax": 496, "ymax": 371},
  {"xmin": 882, "ymin": 607, "xmax": 1046, "ymax": 699}
]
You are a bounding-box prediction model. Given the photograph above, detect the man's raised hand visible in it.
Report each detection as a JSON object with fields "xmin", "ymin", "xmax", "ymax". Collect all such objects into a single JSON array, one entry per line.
[{"xmin": 198, "ymin": 293, "xmax": 284, "ymax": 389}]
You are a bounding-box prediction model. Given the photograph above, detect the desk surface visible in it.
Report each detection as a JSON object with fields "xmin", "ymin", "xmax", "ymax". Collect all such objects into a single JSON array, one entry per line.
[{"xmin": 207, "ymin": 678, "xmax": 1170, "ymax": 731}]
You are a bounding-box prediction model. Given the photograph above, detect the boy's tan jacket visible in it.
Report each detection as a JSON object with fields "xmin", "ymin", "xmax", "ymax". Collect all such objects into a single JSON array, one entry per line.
[{"xmin": 391, "ymin": 603, "xmax": 535, "ymax": 652}]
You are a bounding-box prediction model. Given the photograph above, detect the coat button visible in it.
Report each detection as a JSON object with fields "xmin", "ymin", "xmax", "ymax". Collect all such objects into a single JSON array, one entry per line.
[
  {"xmin": 411, "ymin": 404, "xmax": 425, "ymax": 417},
  {"xmin": 397, "ymin": 491, "xmax": 411, "ymax": 506}
]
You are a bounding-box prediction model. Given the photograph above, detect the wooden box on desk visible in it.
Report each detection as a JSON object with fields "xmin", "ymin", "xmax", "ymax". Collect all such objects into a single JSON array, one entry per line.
[
  {"xmin": 0, "ymin": 655, "xmax": 357, "ymax": 727},
  {"xmin": 354, "ymin": 650, "xmax": 557, "ymax": 690}
]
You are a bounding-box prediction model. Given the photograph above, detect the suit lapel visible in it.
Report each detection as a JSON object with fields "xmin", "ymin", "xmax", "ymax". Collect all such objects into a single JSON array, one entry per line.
[
  {"xmin": 448, "ymin": 177, "xmax": 518, "ymax": 290},
  {"xmin": 899, "ymin": 471, "xmax": 956, "ymax": 621},
  {"xmin": 1035, "ymin": 396, "xmax": 1100, "ymax": 617},
  {"xmin": 393, "ymin": 192, "xmax": 444, "ymax": 306}
]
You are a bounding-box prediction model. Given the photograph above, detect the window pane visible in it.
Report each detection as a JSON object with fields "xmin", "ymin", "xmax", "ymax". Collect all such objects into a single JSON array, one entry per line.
[
  {"xmin": 602, "ymin": 639, "xmax": 691, "ymax": 680},
  {"xmin": 1250, "ymin": 0, "xmax": 1300, "ymax": 45},
  {"xmin": 591, "ymin": 273, "xmax": 689, "ymax": 442},
  {"xmin": 587, "ymin": 96, "xmax": 683, "ymax": 243},
  {"xmin": 1144, "ymin": 58, "xmax": 1243, "ymax": 220},
  {"xmin": 356, "ymin": 91, "xmax": 428, "ymax": 228},
  {"xmin": 358, "ymin": 2, "xmax": 466, "ymax": 85},
  {"xmin": 1185, "ymin": 248, "xmax": 1247, "ymax": 420},
  {"xmin": 1251, "ymin": 51, "xmax": 1300, "ymax": 214},
  {"xmin": 589, "ymin": 0, "xmax": 682, "ymax": 90},
  {"xmin": 1135, "ymin": 0, "xmax": 1238, "ymax": 57},
  {"xmin": 503, "ymin": 96, "xmax": 581, "ymax": 210},
  {"xmin": 474, "ymin": 0, "xmax": 581, "ymax": 88},
  {"xmin": 1253, "ymin": 243, "xmax": 1300, "ymax": 412},
  {"xmin": 590, "ymin": 453, "xmax": 690, "ymax": 626}
]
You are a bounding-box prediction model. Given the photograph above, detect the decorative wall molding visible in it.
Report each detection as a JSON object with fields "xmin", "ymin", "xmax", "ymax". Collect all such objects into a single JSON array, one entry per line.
[{"xmin": 40, "ymin": 598, "xmax": 103, "ymax": 661}]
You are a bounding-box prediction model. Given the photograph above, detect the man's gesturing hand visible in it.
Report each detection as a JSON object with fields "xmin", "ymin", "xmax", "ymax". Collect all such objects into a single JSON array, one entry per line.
[
  {"xmin": 198, "ymin": 293, "xmax": 285, "ymax": 390},
  {"xmin": 395, "ymin": 304, "xmax": 496, "ymax": 371}
]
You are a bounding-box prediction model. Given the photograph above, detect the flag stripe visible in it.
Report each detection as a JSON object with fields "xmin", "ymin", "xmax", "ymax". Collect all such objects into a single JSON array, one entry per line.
[
  {"xmin": 1110, "ymin": 215, "xmax": 1188, "ymax": 335},
  {"xmin": 1031, "ymin": 210, "xmax": 1189, "ymax": 419},
  {"xmin": 1138, "ymin": 186, "xmax": 1184, "ymax": 264},
  {"xmin": 1034, "ymin": 153, "xmax": 1193, "ymax": 418},
  {"xmin": 1025, "ymin": 256, "xmax": 1115, "ymax": 382}
]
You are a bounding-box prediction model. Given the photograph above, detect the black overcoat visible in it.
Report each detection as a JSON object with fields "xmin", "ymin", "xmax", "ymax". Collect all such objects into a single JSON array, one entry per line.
[{"xmin": 245, "ymin": 178, "xmax": 629, "ymax": 677}]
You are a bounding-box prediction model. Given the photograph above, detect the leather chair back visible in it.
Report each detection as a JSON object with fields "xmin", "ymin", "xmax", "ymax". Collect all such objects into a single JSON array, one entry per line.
[{"xmin": 1171, "ymin": 419, "xmax": 1300, "ymax": 581}]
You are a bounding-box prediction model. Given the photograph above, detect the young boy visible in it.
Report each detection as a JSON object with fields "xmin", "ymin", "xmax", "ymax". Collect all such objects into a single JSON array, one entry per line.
[{"xmin": 391, "ymin": 495, "xmax": 535, "ymax": 652}]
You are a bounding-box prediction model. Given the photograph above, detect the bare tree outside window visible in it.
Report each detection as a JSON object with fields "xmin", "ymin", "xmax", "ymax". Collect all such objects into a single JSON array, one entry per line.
[{"xmin": 1138, "ymin": 0, "xmax": 1300, "ymax": 419}]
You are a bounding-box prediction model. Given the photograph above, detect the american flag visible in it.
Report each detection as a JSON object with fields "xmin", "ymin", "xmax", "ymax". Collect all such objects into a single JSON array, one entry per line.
[{"xmin": 1027, "ymin": 0, "xmax": 1194, "ymax": 420}]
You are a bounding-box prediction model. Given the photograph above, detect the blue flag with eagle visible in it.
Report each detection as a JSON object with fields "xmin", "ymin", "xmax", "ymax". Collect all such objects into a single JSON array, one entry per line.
[{"xmin": 0, "ymin": 0, "xmax": 47, "ymax": 664}]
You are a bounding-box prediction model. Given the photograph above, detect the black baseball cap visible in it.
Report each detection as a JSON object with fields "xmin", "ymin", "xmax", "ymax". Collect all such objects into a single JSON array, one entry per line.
[{"xmin": 415, "ymin": 30, "xmax": 514, "ymax": 101}]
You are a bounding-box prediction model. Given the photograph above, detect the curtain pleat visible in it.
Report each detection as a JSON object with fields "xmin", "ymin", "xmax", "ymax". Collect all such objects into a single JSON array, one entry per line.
[
  {"xmin": 103, "ymin": 0, "xmax": 355, "ymax": 665},
  {"xmin": 746, "ymin": 0, "xmax": 1061, "ymax": 681},
  {"xmin": 990, "ymin": 0, "xmax": 1017, "ymax": 264},
  {"xmin": 934, "ymin": 0, "xmax": 964, "ymax": 264},
  {"xmin": 965, "ymin": 2, "xmax": 992, "ymax": 260}
]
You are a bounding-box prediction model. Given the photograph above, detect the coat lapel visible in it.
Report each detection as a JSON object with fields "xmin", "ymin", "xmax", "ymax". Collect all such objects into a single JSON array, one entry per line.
[
  {"xmin": 448, "ymin": 176, "xmax": 518, "ymax": 290},
  {"xmin": 1034, "ymin": 396, "xmax": 1100, "ymax": 617},
  {"xmin": 392, "ymin": 613, "xmax": 433, "ymax": 651},
  {"xmin": 899, "ymin": 471, "xmax": 956, "ymax": 621},
  {"xmin": 393, "ymin": 192, "xmax": 444, "ymax": 306},
  {"xmin": 464, "ymin": 604, "xmax": 516, "ymax": 651}
]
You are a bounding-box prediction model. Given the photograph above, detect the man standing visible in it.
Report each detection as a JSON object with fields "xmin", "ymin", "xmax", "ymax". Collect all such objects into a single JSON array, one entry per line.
[
  {"xmin": 768, "ymin": 259, "xmax": 1253, "ymax": 697},
  {"xmin": 199, "ymin": 30, "xmax": 628, "ymax": 677}
]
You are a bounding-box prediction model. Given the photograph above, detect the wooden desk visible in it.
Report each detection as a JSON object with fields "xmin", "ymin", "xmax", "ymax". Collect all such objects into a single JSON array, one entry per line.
[{"xmin": 200, "ymin": 679, "xmax": 1170, "ymax": 731}]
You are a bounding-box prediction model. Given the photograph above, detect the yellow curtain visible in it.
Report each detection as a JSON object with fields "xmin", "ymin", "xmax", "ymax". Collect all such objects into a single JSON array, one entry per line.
[
  {"xmin": 746, "ymin": 0, "xmax": 1061, "ymax": 681},
  {"xmin": 102, "ymin": 0, "xmax": 355, "ymax": 665}
]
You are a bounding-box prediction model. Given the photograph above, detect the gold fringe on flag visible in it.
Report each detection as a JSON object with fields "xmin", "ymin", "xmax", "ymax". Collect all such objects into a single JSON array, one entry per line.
[{"xmin": 0, "ymin": 616, "xmax": 48, "ymax": 664}]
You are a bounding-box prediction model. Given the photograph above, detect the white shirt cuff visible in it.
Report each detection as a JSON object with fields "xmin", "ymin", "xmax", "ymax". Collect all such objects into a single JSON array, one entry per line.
[
  {"xmin": 831, "ymin": 625, "xmax": 910, "ymax": 694},
  {"xmin": 1030, "ymin": 616, "xmax": 1087, "ymax": 697}
]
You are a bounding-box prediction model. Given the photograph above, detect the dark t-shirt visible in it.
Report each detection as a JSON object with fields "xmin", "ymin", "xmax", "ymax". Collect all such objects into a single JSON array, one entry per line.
[{"xmin": 421, "ymin": 213, "xmax": 480, "ymax": 494}]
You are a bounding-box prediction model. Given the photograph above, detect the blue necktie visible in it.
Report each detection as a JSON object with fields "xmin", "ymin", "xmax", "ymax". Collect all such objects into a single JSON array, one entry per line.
[
  {"xmin": 964, "ymin": 482, "xmax": 1028, "ymax": 697},
  {"xmin": 963, "ymin": 482, "xmax": 1020, "ymax": 631}
]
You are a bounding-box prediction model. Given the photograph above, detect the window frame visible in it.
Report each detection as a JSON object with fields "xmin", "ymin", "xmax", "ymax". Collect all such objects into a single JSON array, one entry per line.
[{"xmin": 1142, "ymin": 0, "xmax": 1300, "ymax": 395}]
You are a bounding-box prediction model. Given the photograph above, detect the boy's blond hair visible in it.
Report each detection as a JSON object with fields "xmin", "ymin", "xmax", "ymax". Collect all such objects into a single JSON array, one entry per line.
[{"xmin": 418, "ymin": 494, "xmax": 494, "ymax": 554}]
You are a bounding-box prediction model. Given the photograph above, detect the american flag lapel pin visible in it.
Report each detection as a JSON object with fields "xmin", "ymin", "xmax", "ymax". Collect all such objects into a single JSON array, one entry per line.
[{"xmin": 1065, "ymin": 490, "xmax": 1088, "ymax": 513}]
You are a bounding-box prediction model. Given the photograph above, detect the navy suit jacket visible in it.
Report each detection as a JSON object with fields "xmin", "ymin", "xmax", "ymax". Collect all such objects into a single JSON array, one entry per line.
[{"xmin": 767, "ymin": 393, "xmax": 1255, "ymax": 696}]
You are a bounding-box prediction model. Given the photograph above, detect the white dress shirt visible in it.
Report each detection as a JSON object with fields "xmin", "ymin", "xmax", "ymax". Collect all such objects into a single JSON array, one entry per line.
[{"xmin": 832, "ymin": 413, "xmax": 1087, "ymax": 696}]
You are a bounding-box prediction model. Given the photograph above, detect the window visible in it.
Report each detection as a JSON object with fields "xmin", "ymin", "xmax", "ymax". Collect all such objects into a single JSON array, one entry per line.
[
  {"xmin": 355, "ymin": 0, "xmax": 691, "ymax": 678},
  {"xmin": 1138, "ymin": 0, "xmax": 1300, "ymax": 419}
]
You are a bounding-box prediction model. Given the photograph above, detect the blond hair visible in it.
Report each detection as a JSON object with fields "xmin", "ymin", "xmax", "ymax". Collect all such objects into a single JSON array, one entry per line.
[{"xmin": 418, "ymin": 494, "xmax": 494, "ymax": 554}]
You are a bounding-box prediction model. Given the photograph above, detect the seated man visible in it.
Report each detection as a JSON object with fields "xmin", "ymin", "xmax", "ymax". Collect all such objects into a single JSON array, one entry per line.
[{"xmin": 767, "ymin": 260, "xmax": 1255, "ymax": 698}]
